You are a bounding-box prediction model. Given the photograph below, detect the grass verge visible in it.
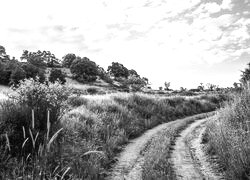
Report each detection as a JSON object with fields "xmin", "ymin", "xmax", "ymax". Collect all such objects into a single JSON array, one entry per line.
[{"xmin": 205, "ymin": 88, "xmax": 250, "ymax": 179}]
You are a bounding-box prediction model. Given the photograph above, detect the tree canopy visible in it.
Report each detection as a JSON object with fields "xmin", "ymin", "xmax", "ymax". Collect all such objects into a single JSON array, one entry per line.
[
  {"xmin": 107, "ymin": 62, "xmax": 129, "ymax": 78},
  {"xmin": 62, "ymin": 53, "xmax": 76, "ymax": 68},
  {"xmin": 70, "ymin": 57, "xmax": 98, "ymax": 82}
]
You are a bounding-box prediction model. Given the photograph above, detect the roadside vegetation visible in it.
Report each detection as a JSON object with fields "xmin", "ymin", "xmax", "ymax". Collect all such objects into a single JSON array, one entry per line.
[
  {"xmin": 206, "ymin": 86, "xmax": 250, "ymax": 179},
  {"xmin": 0, "ymin": 77, "xmax": 227, "ymax": 179},
  {"xmin": 205, "ymin": 63, "xmax": 250, "ymax": 179},
  {"xmin": 0, "ymin": 44, "xmax": 232, "ymax": 179}
]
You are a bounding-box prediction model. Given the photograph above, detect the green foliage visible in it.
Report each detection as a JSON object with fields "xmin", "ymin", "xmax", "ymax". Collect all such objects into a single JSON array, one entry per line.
[
  {"xmin": 125, "ymin": 75, "xmax": 147, "ymax": 91},
  {"xmin": 206, "ymin": 88, "xmax": 250, "ymax": 179},
  {"xmin": 70, "ymin": 57, "xmax": 98, "ymax": 83},
  {"xmin": 241, "ymin": 62, "xmax": 250, "ymax": 84},
  {"xmin": 0, "ymin": 45, "xmax": 6, "ymax": 55},
  {"xmin": 0, "ymin": 79, "xmax": 70, "ymax": 156},
  {"xmin": 62, "ymin": 53, "xmax": 76, "ymax": 68},
  {"xmin": 97, "ymin": 66, "xmax": 113, "ymax": 83},
  {"xmin": 49, "ymin": 68, "xmax": 66, "ymax": 84},
  {"xmin": 128, "ymin": 69, "xmax": 139, "ymax": 77},
  {"xmin": 21, "ymin": 50, "xmax": 60, "ymax": 68},
  {"xmin": 107, "ymin": 62, "xmax": 129, "ymax": 79},
  {"xmin": 9, "ymin": 67, "xmax": 26, "ymax": 86},
  {"xmin": 0, "ymin": 62, "xmax": 11, "ymax": 85}
]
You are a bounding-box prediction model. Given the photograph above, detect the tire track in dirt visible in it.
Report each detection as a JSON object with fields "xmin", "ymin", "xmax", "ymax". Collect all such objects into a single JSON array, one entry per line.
[
  {"xmin": 107, "ymin": 121, "xmax": 173, "ymax": 180},
  {"xmin": 170, "ymin": 117, "xmax": 224, "ymax": 180}
]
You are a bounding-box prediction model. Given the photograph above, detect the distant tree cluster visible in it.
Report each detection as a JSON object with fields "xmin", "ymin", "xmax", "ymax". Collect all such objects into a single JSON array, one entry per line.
[
  {"xmin": 0, "ymin": 46, "xmax": 65, "ymax": 86},
  {"xmin": 0, "ymin": 45, "xmax": 149, "ymax": 91}
]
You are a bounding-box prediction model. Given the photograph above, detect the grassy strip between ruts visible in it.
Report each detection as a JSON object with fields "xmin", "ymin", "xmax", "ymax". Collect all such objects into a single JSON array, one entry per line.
[{"xmin": 141, "ymin": 111, "xmax": 215, "ymax": 180}]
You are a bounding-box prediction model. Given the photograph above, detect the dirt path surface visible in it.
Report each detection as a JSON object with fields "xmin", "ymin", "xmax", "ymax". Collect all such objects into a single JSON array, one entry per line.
[
  {"xmin": 107, "ymin": 121, "xmax": 174, "ymax": 180},
  {"xmin": 171, "ymin": 117, "xmax": 224, "ymax": 180}
]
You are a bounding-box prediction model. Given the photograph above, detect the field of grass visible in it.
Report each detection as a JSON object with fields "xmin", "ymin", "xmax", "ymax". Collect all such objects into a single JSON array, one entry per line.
[
  {"xmin": 0, "ymin": 79, "xmax": 228, "ymax": 179},
  {"xmin": 205, "ymin": 87, "xmax": 250, "ymax": 179},
  {"xmin": 61, "ymin": 93, "xmax": 226, "ymax": 179}
]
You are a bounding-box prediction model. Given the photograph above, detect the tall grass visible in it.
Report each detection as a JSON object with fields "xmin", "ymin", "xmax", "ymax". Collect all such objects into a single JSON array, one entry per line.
[
  {"xmin": 206, "ymin": 87, "xmax": 250, "ymax": 179},
  {"xmin": 0, "ymin": 110, "xmax": 70, "ymax": 179},
  {"xmin": 63, "ymin": 93, "xmax": 226, "ymax": 178},
  {"xmin": 0, "ymin": 78, "xmax": 227, "ymax": 179}
]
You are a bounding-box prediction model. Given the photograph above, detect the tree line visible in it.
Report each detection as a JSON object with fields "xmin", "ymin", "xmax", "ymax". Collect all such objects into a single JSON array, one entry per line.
[{"xmin": 0, "ymin": 45, "xmax": 149, "ymax": 91}]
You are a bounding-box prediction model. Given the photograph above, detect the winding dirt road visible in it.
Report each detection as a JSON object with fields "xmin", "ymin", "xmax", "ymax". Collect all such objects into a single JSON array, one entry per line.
[
  {"xmin": 170, "ymin": 117, "xmax": 224, "ymax": 180},
  {"xmin": 107, "ymin": 113, "xmax": 223, "ymax": 180},
  {"xmin": 107, "ymin": 120, "xmax": 176, "ymax": 180}
]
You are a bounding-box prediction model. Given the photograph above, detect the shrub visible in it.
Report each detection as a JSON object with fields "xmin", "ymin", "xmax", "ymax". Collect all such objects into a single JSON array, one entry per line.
[
  {"xmin": 1, "ymin": 78, "xmax": 70, "ymax": 156},
  {"xmin": 67, "ymin": 96, "xmax": 89, "ymax": 107},
  {"xmin": 49, "ymin": 68, "xmax": 66, "ymax": 84}
]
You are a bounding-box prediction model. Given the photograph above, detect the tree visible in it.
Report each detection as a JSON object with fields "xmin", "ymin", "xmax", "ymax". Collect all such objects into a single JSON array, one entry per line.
[
  {"xmin": 206, "ymin": 83, "xmax": 217, "ymax": 91},
  {"xmin": 129, "ymin": 69, "xmax": 139, "ymax": 77},
  {"xmin": 70, "ymin": 57, "xmax": 98, "ymax": 83},
  {"xmin": 0, "ymin": 45, "xmax": 10, "ymax": 62},
  {"xmin": 22, "ymin": 63, "xmax": 40, "ymax": 78},
  {"xmin": 0, "ymin": 45, "xmax": 6, "ymax": 55},
  {"xmin": 21, "ymin": 50, "xmax": 60, "ymax": 68},
  {"xmin": 107, "ymin": 62, "xmax": 129, "ymax": 79},
  {"xmin": 164, "ymin": 82, "xmax": 171, "ymax": 91},
  {"xmin": 241, "ymin": 63, "xmax": 250, "ymax": 84},
  {"xmin": 180, "ymin": 87, "xmax": 187, "ymax": 92},
  {"xmin": 49, "ymin": 68, "xmax": 66, "ymax": 84},
  {"xmin": 126, "ymin": 76, "xmax": 147, "ymax": 91},
  {"xmin": 9, "ymin": 67, "xmax": 26, "ymax": 86},
  {"xmin": 0, "ymin": 62, "xmax": 11, "ymax": 85},
  {"xmin": 62, "ymin": 53, "xmax": 76, "ymax": 68},
  {"xmin": 97, "ymin": 65, "xmax": 113, "ymax": 83},
  {"xmin": 197, "ymin": 83, "xmax": 204, "ymax": 91}
]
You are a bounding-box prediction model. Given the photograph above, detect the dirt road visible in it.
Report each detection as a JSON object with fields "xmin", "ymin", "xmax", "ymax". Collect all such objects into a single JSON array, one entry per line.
[
  {"xmin": 107, "ymin": 120, "xmax": 174, "ymax": 180},
  {"xmin": 170, "ymin": 117, "xmax": 224, "ymax": 180}
]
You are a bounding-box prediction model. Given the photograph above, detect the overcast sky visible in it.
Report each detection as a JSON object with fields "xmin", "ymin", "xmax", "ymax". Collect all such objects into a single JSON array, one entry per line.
[{"xmin": 1, "ymin": 0, "xmax": 250, "ymax": 89}]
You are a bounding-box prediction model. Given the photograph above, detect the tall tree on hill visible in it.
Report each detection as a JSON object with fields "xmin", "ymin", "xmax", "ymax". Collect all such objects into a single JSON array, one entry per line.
[
  {"xmin": 70, "ymin": 57, "xmax": 98, "ymax": 83},
  {"xmin": 107, "ymin": 62, "xmax": 129, "ymax": 79},
  {"xmin": 62, "ymin": 53, "xmax": 76, "ymax": 68}
]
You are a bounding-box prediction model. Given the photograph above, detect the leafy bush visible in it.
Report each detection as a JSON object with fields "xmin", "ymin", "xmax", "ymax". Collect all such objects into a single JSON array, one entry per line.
[
  {"xmin": 49, "ymin": 68, "xmax": 66, "ymax": 84},
  {"xmin": 1, "ymin": 78, "xmax": 70, "ymax": 156}
]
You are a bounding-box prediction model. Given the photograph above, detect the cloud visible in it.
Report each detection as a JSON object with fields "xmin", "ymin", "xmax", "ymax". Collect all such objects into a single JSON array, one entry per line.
[{"xmin": 0, "ymin": 0, "xmax": 249, "ymax": 88}]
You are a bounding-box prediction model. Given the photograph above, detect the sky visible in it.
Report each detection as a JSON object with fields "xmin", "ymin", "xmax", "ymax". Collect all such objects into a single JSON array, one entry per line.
[{"xmin": 0, "ymin": 0, "xmax": 250, "ymax": 89}]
